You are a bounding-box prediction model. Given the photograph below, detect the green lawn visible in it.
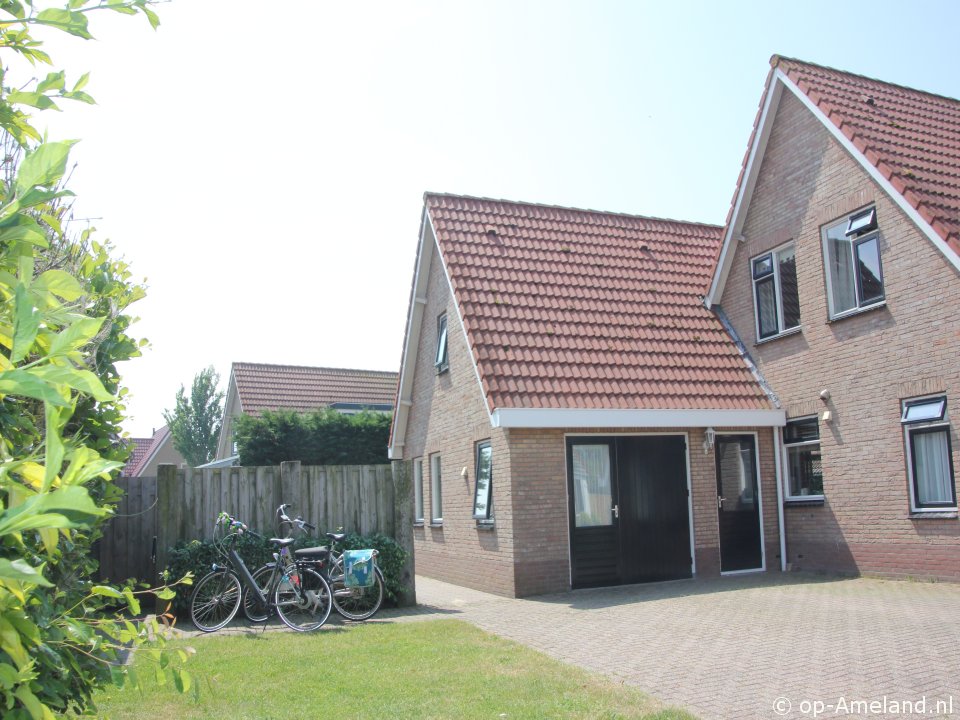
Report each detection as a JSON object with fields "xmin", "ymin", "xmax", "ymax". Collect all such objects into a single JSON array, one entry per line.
[{"xmin": 89, "ymin": 619, "xmax": 695, "ymax": 719}]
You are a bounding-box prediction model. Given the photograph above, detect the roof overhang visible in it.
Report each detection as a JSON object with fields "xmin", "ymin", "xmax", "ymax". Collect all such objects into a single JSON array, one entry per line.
[
  {"xmin": 707, "ymin": 66, "xmax": 960, "ymax": 308},
  {"xmin": 490, "ymin": 407, "xmax": 785, "ymax": 429}
]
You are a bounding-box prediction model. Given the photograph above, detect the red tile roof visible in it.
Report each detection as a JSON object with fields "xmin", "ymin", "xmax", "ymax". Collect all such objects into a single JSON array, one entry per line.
[
  {"xmin": 774, "ymin": 56, "xmax": 960, "ymax": 255},
  {"xmin": 127, "ymin": 425, "xmax": 171, "ymax": 477},
  {"xmin": 122, "ymin": 436, "xmax": 153, "ymax": 476},
  {"xmin": 232, "ymin": 363, "xmax": 398, "ymax": 415},
  {"xmin": 427, "ymin": 193, "xmax": 773, "ymax": 411}
]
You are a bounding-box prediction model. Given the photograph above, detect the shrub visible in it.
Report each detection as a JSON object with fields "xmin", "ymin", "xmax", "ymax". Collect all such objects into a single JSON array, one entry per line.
[
  {"xmin": 235, "ymin": 408, "xmax": 392, "ymax": 466},
  {"xmin": 165, "ymin": 530, "xmax": 407, "ymax": 617}
]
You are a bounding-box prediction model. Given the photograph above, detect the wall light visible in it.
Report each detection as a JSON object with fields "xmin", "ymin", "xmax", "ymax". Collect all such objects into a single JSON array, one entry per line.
[{"xmin": 703, "ymin": 427, "xmax": 716, "ymax": 454}]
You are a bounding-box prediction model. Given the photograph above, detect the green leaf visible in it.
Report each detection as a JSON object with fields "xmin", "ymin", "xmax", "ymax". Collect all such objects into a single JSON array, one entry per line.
[
  {"xmin": 0, "ymin": 486, "xmax": 107, "ymax": 535},
  {"xmin": 155, "ymin": 587, "xmax": 176, "ymax": 600},
  {"xmin": 33, "ymin": 365, "xmax": 115, "ymax": 402},
  {"xmin": 15, "ymin": 140, "xmax": 78, "ymax": 195},
  {"xmin": 0, "ymin": 369, "xmax": 71, "ymax": 406},
  {"xmin": 72, "ymin": 71, "xmax": 90, "ymax": 92},
  {"xmin": 91, "ymin": 585, "xmax": 124, "ymax": 599},
  {"xmin": 43, "ymin": 402, "xmax": 67, "ymax": 491},
  {"xmin": 33, "ymin": 269, "xmax": 84, "ymax": 303},
  {"xmin": 7, "ymin": 91, "xmax": 59, "ymax": 111},
  {"xmin": 123, "ymin": 587, "xmax": 140, "ymax": 615},
  {"xmin": 0, "ymin": 218, "xmax": 51, "ymax": 247},
  {"xmin": 0, "ymin": 559, "xmax": 53, "ymax": 587},
  {"xmin": 143, "ymin": 6, "xmax": 160, "ymax": 29},
  {"xmin": 62, "ymin": 90, "xmax": 95, "ymax": 105},
  {"xmin": 35, "ymin": 8, "xmax": 92, "ymax": 39},
  {"xmin": 107, "ymin": 4, "xmax": 137, "ymax": 15},
  {"xmin": 11, "ymin": 284, "xmax": 40, "ymax": 363},
  {"xmin": 36, "ymin": 71, "xmax": 65, "ymax": 93},
  {"xmin": 0, "ymin": 662, "xmax": 18, "ymax": 690},
  {"xmin": 173, "ymin": 668, "xmax": 190, "ymax": 694},
  {"xmin": 1, "ymin": 2, "xmax": 26, "ymax": 20}
]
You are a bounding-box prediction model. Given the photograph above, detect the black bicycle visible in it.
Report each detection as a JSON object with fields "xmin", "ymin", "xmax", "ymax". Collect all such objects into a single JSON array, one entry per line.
[
  {"xmin": 189, "ymin": 512, "xmax": 333, "ymax": 632},
  {"xmin": 266, "ymin": 504, "xmax": 385, "ymax": 621}
]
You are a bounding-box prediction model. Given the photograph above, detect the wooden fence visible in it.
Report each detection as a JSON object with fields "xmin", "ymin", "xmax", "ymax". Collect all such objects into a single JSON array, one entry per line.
[{"xmin": 98, "ymin": 460, "xmax": 415, "ymax": 605}]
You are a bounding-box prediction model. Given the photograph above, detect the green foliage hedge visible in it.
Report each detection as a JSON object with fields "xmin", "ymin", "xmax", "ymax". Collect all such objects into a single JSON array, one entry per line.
[
  {"xmin": 235, "ymin": 408, "xmax": 392, "ymax": 466},
  {"xmin": 165, "ymin": 530, "xmax": 407, "ymax": 617}
]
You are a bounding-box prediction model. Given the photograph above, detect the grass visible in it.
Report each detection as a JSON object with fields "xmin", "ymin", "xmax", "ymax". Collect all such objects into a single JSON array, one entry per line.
[{"xmin": 88, "ymin": 619, "xmax": 696, "ymax": 719}]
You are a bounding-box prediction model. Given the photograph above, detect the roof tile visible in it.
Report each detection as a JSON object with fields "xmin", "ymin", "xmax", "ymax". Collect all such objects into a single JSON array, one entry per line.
[{"xmin": 426, "ymin": 194, "xmax": 771, "ymax": 412}]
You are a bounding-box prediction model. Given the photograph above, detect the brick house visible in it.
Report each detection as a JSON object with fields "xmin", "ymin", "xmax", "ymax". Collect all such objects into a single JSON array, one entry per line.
[
  {"xmin": 389, "ymin": 56, "xmax": 960, "ymax": 597},
  {"xmin": 214, "ymin": 362, "xmax": 398, "ymax": 461},
  {"xmin": 706, "ymin": 56, "xmax": 960, "ymax": 579}
]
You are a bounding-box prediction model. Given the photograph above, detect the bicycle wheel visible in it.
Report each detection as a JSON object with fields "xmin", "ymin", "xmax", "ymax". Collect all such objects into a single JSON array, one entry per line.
[
  {"xmin": 275, "ymin": 567, "xmax": 332, "ymax": 632},
  {"xmin": 190, "ymin": 569, "xmax": 241, "ymax": 632},
  {"xmin": 330, "ymin": 559, "xmax": 385, "ymax": 621},
  {"xmin": 242, "ymin": 565, "xmax": 275, "ymax": 623}
]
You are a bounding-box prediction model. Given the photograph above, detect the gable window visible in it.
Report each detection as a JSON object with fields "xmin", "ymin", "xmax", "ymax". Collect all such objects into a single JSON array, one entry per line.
[
  {"xmin": 414, "ymin": 458, "xmax": 424, "ymax": 524},
  {"xmin": 783, "ymin": 417, "xmax": 823, "ymax": 500},
  {"xmin": 752, "ymin": 244, "xmax": 800, "ymax": 340},
  {"xmin": 902, "ymin": 396, "xmax": 956, "ymax": 511},
  {"xmin": 472, "ymin": 441, "xmax": 493, "ymax": 522},
  {"xmin": 822, "ymin": 207, "xmax": 884, "ymax": 319},
  {"xmin": 430, "ymin": 454, "xmax": 443, "ymax": 524},
  {"xmin": 435, "ymin": 314, "xmax": 449, "ymax": 373}
]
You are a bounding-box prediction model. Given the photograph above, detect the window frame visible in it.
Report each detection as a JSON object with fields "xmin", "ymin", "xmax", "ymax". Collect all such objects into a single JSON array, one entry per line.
[
  {"xmin": 751, "ymin": 242, "xmax": 800, "ymax": 341},
  {"xmin": 472, "ymin": 440, "xmax": 493, "ymax": 522},
  {"xmin": 902, "ymin": 396, "xmax": 957, "ymax": 512},
  {"xmin": 821, "ymin": 207, "xmax": 886, "ymax": 320},
  {"xmin": 434, "ymin": 313, "xmax": 449, "ymax": 373},
  {"xmin": 429, "ymin": 453, "xmax": 443, "ymax": 524},
  {"xmin": 413, "ymin": 458, "xmax": 424, "ymax": 524},
  {"xmin": 782, "ymin": 416, "xmax": 824, "ymax": 502}
]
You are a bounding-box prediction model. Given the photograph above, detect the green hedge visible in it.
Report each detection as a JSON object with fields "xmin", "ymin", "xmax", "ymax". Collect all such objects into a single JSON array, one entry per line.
[
  {"xmin": 234, "ymin": 408, "xmax": 392, "ymax": 466},
  {"xmin": 165, "ymin": 530, "xmax": 406, "ymax": 618}
]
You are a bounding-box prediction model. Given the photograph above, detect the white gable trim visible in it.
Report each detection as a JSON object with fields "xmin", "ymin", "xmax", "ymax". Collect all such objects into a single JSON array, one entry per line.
[
  {"xmin": 388, "ymin": 207, "xmax": 495, "ymax": 459},
  {"xmin": 708, "ymin": 68, "xmax": 960, "ymax": 307},
  {"xmin": 490, "ymin": 407, "xmax": 785, "ymax": 429}
]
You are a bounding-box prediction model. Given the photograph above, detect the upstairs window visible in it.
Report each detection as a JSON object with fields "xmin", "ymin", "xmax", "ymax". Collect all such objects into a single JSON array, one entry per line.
[
  {"xmin": 822, "ymin": 207, "xmax": 884, "ymax": 319},
  {"xmin": 783, "ymin": 417, "xmax": 823, "ymax": 500},
  {"xmin": 752, "ymin": 244, "xmax": 800, "ymax": 340},
  {"xmin": 414, "ymin": 458, "xmax": 424, "ymax": 524},
  {"xmin": 902, "ymin": 396, "xmax": 956, "ymax": 511},
  {"xmin": 430, "ymin": 454, "xmax": 443, "ymax": 523},
  {"xmin": 435, "ymin": 314, "xmax": 449, "ymax": 373}
]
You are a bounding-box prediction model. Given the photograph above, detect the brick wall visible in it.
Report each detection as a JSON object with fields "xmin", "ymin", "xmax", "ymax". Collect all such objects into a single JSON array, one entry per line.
[
  {"xmin": 401, "ymin": 235, "xmax": 516, "ymax": 596},
  {"xmin": 719, "ymin": 90, "xmax": 960, "ymax": 580}
]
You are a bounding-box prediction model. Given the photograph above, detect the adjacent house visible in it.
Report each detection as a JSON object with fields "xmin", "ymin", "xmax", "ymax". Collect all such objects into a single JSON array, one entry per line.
[
  {"xmin": 389, "ymin": 55, "xmax": 960, "ymax": 597},
  {"xmin": 122, "ymin": 426, "xmax": 185, "ymax": 476},
  {"xmin": 214, "ymin": 362, "xmax": 399, "ymax": 460}
]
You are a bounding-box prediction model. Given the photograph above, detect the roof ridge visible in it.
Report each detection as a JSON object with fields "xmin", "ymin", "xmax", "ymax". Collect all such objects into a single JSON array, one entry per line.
[
  {"xmin": 232, "ymin": 362, "xmax": 397, "ymax": 376},
  {"xmin": 423, "ymin": 191, "xmax": 723, "ymax": 230},
  {"xmin": 771, "ymin": 54, "xmax": 960, "ymax": 106}
]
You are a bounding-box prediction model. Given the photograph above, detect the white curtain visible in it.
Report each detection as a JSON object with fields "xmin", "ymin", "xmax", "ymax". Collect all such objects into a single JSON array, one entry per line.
[
  {"xmin": 914, "ymin": 430, "xmax": 953, "ymax": 505},
  {"xmin": 572, "ymin": 445, "xmax": 611, "ymax": 527}
]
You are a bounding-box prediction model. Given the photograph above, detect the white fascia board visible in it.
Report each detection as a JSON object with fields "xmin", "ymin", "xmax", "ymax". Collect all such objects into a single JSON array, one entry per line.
[
  {"xmin": 432, "ymin": 213, "xmax": 496, "ymax": 428},
  {"xmin": 490, "ymin": 407, "xmax": 785, "ymax": 429},
  {"xmin": 776, "ymin": 69, "xmax": 960, "ymax": 276},
  {"xmin": 387, "ymin": 207, "xmax": 433, "ymax": 459},
  {"xmin": 707, "ymin": 80, "xmax": 784, "ymax": 307}
]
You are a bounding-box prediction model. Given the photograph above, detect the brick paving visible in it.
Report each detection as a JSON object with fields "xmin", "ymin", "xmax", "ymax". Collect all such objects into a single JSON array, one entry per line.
[{"xmin": 385, "ymin": 573, "xmax": 960, "ymax": 720}]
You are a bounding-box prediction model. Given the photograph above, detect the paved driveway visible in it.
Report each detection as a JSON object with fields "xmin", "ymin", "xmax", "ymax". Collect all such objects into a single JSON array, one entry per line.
[{"xmin": 389, "ymin": 573, "xmax": 960, "ymax": 719}]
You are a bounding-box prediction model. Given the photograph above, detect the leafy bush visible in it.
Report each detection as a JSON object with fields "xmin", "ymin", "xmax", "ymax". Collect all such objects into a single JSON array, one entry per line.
[
  {"xmin": 165, "ymin": 530, "xmax": 407, "ymax": 617},
  {"xmin": 235, "ymin": 408, "xmax": 392, "ymax": 466}
]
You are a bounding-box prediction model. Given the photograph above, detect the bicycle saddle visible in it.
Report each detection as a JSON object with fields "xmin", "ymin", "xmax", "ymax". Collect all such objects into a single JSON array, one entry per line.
[
  {"xmin": 270, "ymin": 537, "xmax": 295, "ymax": 547},
  {"xmin": 326, "ymin": 532, "xmax": 346, "ymax": 542}
]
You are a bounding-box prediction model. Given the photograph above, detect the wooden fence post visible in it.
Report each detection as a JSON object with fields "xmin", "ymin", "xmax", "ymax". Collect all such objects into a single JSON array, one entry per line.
[
  {"xmin": 391, "ymin": 459, "xmax": 416, "ymax": 606},
  {"xmin": 155, "ymin": 464, "xmax": 178, "ymax": 577}
]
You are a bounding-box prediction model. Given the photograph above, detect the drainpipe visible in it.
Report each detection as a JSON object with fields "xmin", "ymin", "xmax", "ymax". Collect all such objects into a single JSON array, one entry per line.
[{"xmin": 773, "ymin": 426, "xmax": 787, "ymax": 572}]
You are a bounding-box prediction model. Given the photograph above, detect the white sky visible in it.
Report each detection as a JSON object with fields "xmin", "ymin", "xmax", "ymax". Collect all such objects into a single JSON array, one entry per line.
[{"xmin": 24, "ymin": 0, "xmax": 960, "ymax": 438}]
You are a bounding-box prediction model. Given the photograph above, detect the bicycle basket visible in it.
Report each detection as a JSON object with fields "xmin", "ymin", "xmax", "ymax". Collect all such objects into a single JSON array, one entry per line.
[{"xmin": 343, "ymin": 549, "xmax": 376, "ymax": 588}]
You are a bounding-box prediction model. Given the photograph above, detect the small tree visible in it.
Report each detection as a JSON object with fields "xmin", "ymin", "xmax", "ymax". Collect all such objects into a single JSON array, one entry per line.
[{"xmin": 163, "ymin": 366, "xmax": 225, "ymax": 467}]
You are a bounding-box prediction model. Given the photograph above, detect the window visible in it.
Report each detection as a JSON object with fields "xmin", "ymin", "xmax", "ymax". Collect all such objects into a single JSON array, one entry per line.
[
  {"xmin": 752, "ymin": 244, "xmax": 800, "ymax": 340},
  {"xmin": 430, "ymin": 454, "xmax": 443, "ymax": 523},
  {"xmin": 822, "ymin": 207, "xmax": 884, "ymax": 318},
  {"xmin": 902, "ymin": 396, "xmax": 956, "ymax": 511},
  {"xmin": 413, "ymin": 458, "xmax": 424, "ymax": 523},
  {"xmin": 783, "ymin": 417, "xmax": 823, "ymax": 500},
  {"xmin": 435, "ymin": 314, "xmax": 449, "ymax": 373},
  {"xmin": 472, "ymin": 441, "xmax": 493, "ymax": 521}
]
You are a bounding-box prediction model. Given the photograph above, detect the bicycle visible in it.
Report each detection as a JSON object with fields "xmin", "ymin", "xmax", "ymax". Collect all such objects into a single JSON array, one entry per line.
[
  {"xmin": 189, "ymin": 512, "xmax": 333, "ymax": 633},
  {"xmin": 270, "ymin": 503, "xmax": 385, "ymax": 621}
]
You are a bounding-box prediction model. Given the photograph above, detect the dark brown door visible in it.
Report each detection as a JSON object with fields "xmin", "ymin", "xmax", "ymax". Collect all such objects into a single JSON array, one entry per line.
[
  {"xmin": 568, "ymin": 436, "xmax": 691, "ymax": 588},
  {"xmin": 715, "ymin": 434, "xmax": 763, "ymax": 572}
]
